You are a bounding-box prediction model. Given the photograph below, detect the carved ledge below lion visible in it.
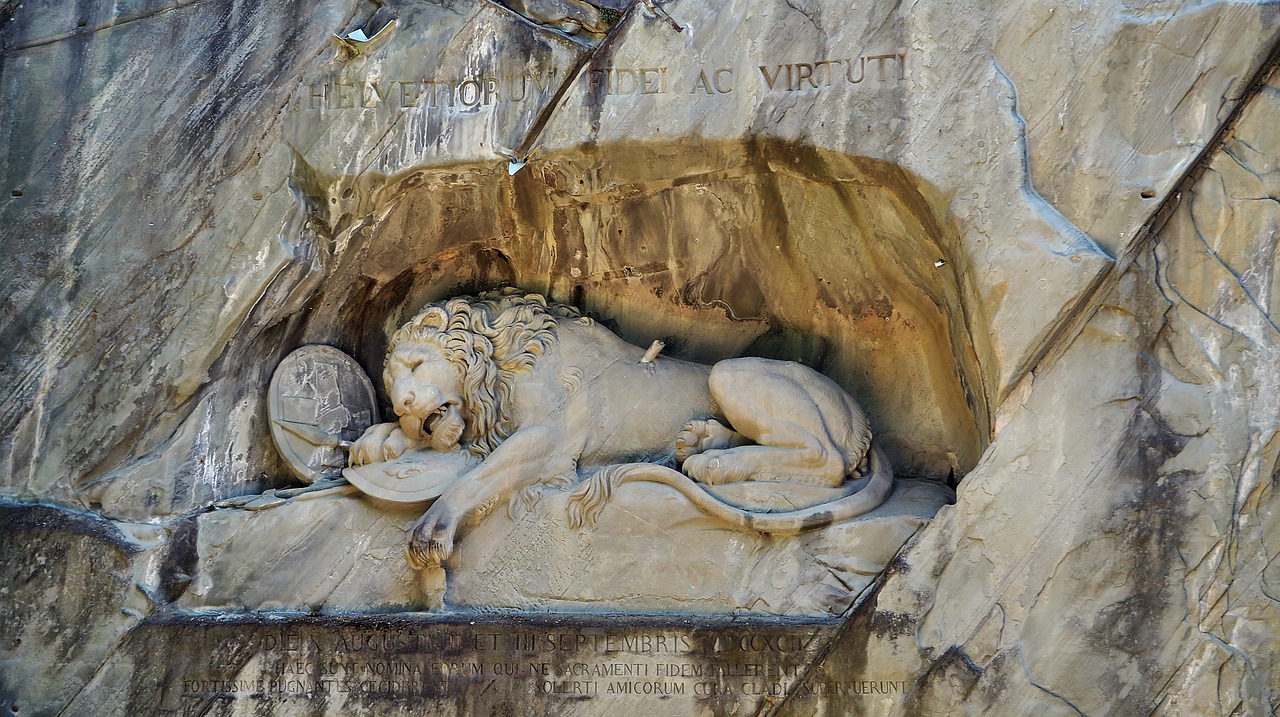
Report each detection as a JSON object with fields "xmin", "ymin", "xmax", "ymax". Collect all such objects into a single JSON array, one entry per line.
[{"xmin": 179, "ymin": 477, "xmax": 951, "ymax": 616}]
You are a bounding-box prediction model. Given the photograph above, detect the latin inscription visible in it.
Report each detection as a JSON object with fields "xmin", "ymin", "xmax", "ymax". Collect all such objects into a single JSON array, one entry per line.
[
  {"xmin": 293, "ymin": 70, "xmax": 557, "ymax": 111},
  {"xmin": 171, "ymin": 623, "xmax": 905, "ymax": 706},
  {"xmin": 290, "ymin": 51, "xmax": 906, "ymax": 112}
]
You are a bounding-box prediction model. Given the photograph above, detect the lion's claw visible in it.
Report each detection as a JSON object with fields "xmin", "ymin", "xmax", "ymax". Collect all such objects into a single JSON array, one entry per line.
[
  {"xmin": 405, "ymin": 507, "xmax": 459, "ymax": 570},
  {"xmin": 350, "ymin": 422, "xmax": 418, "ymax": 466}
]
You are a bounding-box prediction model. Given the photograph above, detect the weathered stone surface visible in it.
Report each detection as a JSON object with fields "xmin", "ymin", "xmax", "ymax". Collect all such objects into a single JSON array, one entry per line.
[
  {"xmin": 538, "ymin": 0, "xmax": 1280, "ymax": 399},
  {"xmin": 0, "ymin": 503, "xmax": 165, "ymax": 715},
  {"xmin": 2, "ymin": 0, "xmax": 1280, "ymax": 714},
  {"xmin": 6, "ymin": 0, "xmax": 1277, "ymax": 521},
  {"xmin": 180, "ymin": 489, "xmax": 427, "ymax": 613},
  {"xmin": 63, "ymin": 615, "xmax": 841, "ymax": 716},
  {"xmin": 0, "ymin": 0, "xmax": 593, "ymax": 520},
  {"xmin": 283, "ymin": 0, "xmax": 592, "ymax": 176},
  {"xmin": 778, "ymin": 67, "xmax": 1280, "ymax": 717},
  {"xmin": 180, "ymin": 479, "xmax": 951, "ymax": 616},
  {"xmin": 454, "ymin": 478, "xmax": 950, "ymax": 616},
  {"xmin": 0, "ymin": 0, "xmax": 356, "ymax": 518}
]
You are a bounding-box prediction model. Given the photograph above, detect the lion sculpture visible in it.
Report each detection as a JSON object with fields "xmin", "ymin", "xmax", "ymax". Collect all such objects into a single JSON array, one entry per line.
[{"xmin": 349, "ymin": 288, "xmax": 894, "ymax": 571}]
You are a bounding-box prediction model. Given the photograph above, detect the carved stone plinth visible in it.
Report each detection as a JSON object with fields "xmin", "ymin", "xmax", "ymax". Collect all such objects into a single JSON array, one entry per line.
[
  {"xmin": 179, "ymin": 479, "xmax": 950, "ymax": 616},
  {"xmin": 63, "ymin": 613, "xmax": 851, "ymax": 717}
]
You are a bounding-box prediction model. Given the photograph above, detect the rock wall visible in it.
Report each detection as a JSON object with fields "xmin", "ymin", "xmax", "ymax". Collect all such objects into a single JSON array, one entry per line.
[
  {"xmin": 2, "ymin": 0, "xmax": 1279, "ymax": 715},
  {"xmin": 780, "ymin": 67, "xmax": 1280, "ymax": 717}
]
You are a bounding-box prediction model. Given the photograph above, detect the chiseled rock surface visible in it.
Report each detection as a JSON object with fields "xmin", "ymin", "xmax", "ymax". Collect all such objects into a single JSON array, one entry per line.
[
  {"xmin": 1, "ymin": 0, "xmax": 1279, "ymax": 715},
  {"xmin": 3, "ymin": 0, "xmax": 1277, "ymax": 521},
  {"xmin": 178, "ymin": 479, "xmax": 952, "ymax": 617},
  {"xmin": 779, "ymin": 70, "xmax": 1280, "ymax": 717},
  {"xmin": 452, "ymin": 479, "xmax": 951, "ymax": 616},
  {"xmin": 0, "ymin": 0, "xmax": 593, "ymax": 520},
  {"xmin": 538, "ymin": 0, "xmax": 1280, "ymax": 398},
  {"xmin": 178, "ymin": 490, "xmax": 428, "ymax": 613},
  {"xmin": 0, "ymin": 503, "xmax": 169, "ymax": 716}
]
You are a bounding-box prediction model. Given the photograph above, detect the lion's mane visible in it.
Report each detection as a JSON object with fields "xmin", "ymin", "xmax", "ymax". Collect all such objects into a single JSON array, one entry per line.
[{"xmin": 386, "ymin": 288, "xmax": 583, "ymax": 459}]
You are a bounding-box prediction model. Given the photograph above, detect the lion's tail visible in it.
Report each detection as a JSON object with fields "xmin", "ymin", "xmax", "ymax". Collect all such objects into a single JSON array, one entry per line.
[{"xmin": 567, "ymin": 447, "xmax": 894, "ymax": 535}]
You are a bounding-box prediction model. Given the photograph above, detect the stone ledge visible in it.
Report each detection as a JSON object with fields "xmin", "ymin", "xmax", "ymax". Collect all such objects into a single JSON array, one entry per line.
[{"xmin": 179, "ymin": 478, "xmax": 952, "ymax": 616}]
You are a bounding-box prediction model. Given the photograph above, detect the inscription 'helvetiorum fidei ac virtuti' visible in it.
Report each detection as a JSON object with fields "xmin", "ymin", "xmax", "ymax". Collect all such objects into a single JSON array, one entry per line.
[{"xmin": 290, "ymin": 52, "xmax": 906, "ymax": 112}]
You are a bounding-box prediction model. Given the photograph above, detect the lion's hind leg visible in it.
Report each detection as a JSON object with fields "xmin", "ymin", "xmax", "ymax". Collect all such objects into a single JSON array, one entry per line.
[
  {"xmin": 682, "ymin": 436, "xmax": 845, "ymax": 486},
  {"xmin": 685, "ymin": 358, "xmax": 863, "ymax": 487}
]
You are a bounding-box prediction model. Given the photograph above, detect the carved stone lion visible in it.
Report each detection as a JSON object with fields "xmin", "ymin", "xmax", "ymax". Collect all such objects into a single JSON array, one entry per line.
[{"xmin": 349, "ymin": 288, "xmax": 894, "ymax": 571}]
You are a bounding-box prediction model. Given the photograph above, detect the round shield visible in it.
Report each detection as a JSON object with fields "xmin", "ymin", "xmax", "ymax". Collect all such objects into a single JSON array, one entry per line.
[
  {"xmin": 343, "ymin": 448, "xmax": 476, "ymax": 503},
  {"xmin": 268, "ymin": 345, "xmax": 379, "ymax": 484}
]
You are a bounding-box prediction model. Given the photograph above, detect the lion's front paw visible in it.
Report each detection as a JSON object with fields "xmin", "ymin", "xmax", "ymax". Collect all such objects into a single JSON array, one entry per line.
[
  {"xmin": 405, "ymin": 506, "xmax": 459, "ymax": 571},
  {"xmin": 350, "ymin": 422, "xmax": 417, "ymax": 465}
]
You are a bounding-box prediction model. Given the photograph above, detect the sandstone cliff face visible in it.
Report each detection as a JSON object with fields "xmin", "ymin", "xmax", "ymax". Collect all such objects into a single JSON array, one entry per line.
[
  {"xmin": 2, "ymin": 0, "xmax": 1278, "ymax": 715},
  {"xmin": 781, "ymin": 69, "xmax": 1280, "ymax": 717}
]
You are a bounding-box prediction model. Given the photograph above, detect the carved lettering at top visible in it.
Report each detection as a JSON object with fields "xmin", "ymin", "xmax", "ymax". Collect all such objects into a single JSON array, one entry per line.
[
  {"xmin": 758, "ymin": 54, "xmax": 906, "ymax": 91},
  {"xmin": 289, "ymin": 51, "xmax": 907, "ymax": 112},
  {"xmin": 588, "ymin": 52, "xmax": 906, "ymax": 98},
  {"xmin": 291, "ymin": 69, "xmax": 558, "ymax": 112},
  {"xmin": 587, "ymin": 66, "xmax": 670, "ymax": 96}
]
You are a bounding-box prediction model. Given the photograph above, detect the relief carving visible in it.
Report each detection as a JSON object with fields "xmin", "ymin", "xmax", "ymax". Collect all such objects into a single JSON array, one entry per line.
[
  {"xmin": 302, "ymin": 288, "xmax": 896, "ymax": 576},
  {"xmin": 268, "ymin": 346, "xmax": 378, "ymax": 484}
]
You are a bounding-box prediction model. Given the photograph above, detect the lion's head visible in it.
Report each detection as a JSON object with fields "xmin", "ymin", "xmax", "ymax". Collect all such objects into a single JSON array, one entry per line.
[{"xmin": 384, "ymin": 288, "xmax": 581, "ymax": 458}]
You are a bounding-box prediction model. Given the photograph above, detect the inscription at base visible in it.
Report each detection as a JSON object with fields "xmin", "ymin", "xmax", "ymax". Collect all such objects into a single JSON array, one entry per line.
[{"xmin": 126, "ymin": 615, "xmax": 906, "ymax": 716}]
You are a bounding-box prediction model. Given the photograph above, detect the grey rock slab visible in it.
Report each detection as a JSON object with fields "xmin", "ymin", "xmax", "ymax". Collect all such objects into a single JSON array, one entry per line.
[
  {"xmin": 0, "ymin": 0, "xmax": 355, "ymax": 517},
  {"xmin": 179, "ymin": 492, "xmax": 429, "ymax": 613},
  {"xmin": 178, "ymin": 479, "xmax": 951, "ymax": 617},
  {"xmin": 282, "ymin": 0, "xmax": 593, "ymax": 177},
  {"xmin": 778, "ymin": 67, "xmax": 1280, "ymax": 717},
  {"xmin": 0, "ymin": 502, "xmax": 168, "ymax": 716},
  {"xmin": 452, "ymin": 478, "xmax": 951, "ymax": 617}
]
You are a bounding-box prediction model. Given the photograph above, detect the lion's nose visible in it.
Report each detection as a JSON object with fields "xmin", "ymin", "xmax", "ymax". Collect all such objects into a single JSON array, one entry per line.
[{"xmin": 394, "ymin": 386, "xmax": 443, "ymax": 416}]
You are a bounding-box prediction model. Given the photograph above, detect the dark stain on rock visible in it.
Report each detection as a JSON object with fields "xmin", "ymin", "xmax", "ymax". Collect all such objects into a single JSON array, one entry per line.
[
  {"xmin": 1091, "ymin": 379, "xmax": 1191, "ymax": 663},
  {"xmin": 744, "ymin": 325, "xmax": 830, "ymax": 368},
  {"xmin": 0, "ymin": 500, "xmax": 139, "ymax": 554},
  {"xmin": 340, "ymin": 273, "xmax": 394, "ymax": 384},
  {"xmin": 0, "ymin": 501, "xmax": 143, "ymax": 714},
  {"xmin": 156, "ymin": 513, "xmax": 201, "ymax": 604},
  {"xmin": 898, "ymin": 644, "xmax": 984, "ymax": 715},
  {"xmin": 475, "ymin": 247, "xmax": 517, "ymax": 285},
  {"xmin": 867, "ymin": 610, "xmax": 916, "ymax": 640}
]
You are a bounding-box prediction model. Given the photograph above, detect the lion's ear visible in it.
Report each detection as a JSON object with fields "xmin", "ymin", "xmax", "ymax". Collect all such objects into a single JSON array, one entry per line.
[{"xmin": 418, "ymin": 306, "xmax": 448, "ymax": 330}]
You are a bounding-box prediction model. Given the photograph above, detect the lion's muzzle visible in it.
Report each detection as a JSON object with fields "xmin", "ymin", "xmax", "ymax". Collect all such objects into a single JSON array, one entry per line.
[
  {"xmin": 393, "ymin": 384, "xmax": 448, "ymax": 442},
  {"xmin": 394, "ymin": 396, "xmax": 463, "ymax": 450}
]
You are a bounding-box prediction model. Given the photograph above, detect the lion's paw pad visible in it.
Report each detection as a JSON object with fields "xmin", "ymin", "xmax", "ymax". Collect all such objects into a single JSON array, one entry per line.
[{"xmin": 675, "ymin": 419, "xmax": 737, "ymax": 462}]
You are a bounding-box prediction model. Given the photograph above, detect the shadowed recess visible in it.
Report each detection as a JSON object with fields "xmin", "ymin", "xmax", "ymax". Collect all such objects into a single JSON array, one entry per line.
[{"xmin": 293, "ymin": 138, "xmax": 992, "ymax": 481}]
